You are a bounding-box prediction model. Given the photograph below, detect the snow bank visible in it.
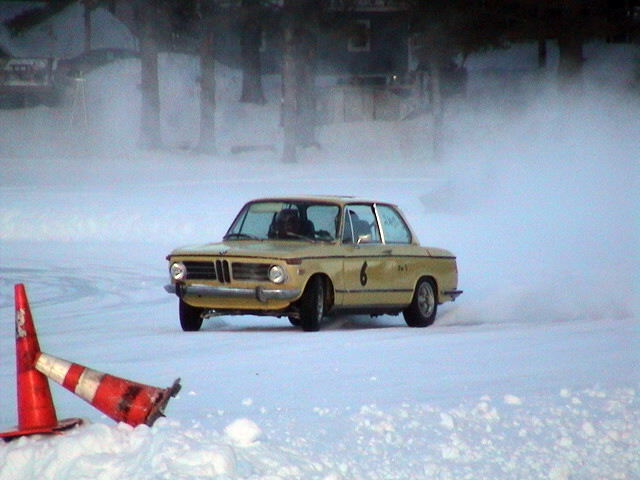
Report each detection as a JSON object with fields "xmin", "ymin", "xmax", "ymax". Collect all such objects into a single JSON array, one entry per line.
[{"xmin": 1, "ymin": 388, "xmax": 637, "ymax": 480}]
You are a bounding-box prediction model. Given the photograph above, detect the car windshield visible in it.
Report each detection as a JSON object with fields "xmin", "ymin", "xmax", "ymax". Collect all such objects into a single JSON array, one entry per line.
[{"xmin": 225, "ymin": 201, "xmax": 340, "ymax": 242}]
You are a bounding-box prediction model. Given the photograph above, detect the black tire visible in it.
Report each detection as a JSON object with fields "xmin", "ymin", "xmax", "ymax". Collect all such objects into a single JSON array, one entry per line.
[
  {"xmin": 179, "ymin": 299, "xmax": 204, "ymax": 332},
  {"xmin": 288, "ymin": 316, "xmax": 301, "ymax": 327},
  {"xmin": 299, "ymin": 276, "xmax": 325, "ymax": 332},
  {"xmin": 403, "ymin": 278, "xmax": 438, "ymax": 327}
]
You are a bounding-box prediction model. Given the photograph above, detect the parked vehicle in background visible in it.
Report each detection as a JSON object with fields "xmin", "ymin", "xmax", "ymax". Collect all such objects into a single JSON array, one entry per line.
[
  {"xmin": 0, "ymin": 49, "xmax": 139, "ymax": 108},
  {"xmin": 165, "ymin": 196, "xmax": 462, "ymax": 332},
  {"xmin": 0, "ymin": 57, "xmax": 61, "ymax": 108}
]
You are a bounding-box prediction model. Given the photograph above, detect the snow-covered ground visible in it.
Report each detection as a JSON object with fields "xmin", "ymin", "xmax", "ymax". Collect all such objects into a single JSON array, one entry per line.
[{"xmin": 0, "ymin": 25, "xmax": 638, "ymax": 480}]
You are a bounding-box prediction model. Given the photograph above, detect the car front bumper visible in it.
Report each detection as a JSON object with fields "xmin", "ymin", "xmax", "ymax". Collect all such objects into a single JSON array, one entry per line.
[
  {"xmin": 443, "ymin": 289, "xmax": 463, "ymax": 301},
  {"xmin": 165, "ymin": 283, "xmax": 301, "ymax": 303}
]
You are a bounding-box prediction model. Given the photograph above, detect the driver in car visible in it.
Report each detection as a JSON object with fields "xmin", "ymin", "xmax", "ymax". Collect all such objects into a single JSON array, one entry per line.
[{"xmin": 274, "ymin": 209, "xmax": 301, "ymax": 239}]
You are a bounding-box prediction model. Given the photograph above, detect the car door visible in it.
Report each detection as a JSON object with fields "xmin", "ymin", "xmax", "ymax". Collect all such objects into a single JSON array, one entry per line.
[
  {"xmin": 373, "ymin": 203, "xmax": 419, "ymax": 305},
  {"xmin": 341, "ymin": 204, "xmax": 397, "ymax": 307}
]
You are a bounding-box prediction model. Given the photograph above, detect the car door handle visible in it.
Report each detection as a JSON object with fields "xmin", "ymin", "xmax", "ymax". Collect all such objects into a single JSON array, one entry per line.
[{"xmin": 383, "ymin": 249, "xmax": 392, "ymax": 255}]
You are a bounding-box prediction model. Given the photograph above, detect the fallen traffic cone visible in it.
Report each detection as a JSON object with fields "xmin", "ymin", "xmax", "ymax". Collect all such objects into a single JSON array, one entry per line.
[
  {"xmin": 34, "ymin": 352, "xmax": 181, "ymax": 427},
  {"xmin": 1, "ymin": 284, "xmax": 83, "ymax": 442}
]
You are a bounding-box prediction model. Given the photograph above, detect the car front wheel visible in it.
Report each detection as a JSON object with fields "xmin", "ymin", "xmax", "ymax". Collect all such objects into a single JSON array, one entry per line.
[
  {"xmin": 288, "ymin": 316, "xmax": 301, "ymax": 327},
  {"xmin": 179, "ymin": 299, "xmax": 204, "ymax": 332},
  {"xmin": 299, "ymin": 276, "xmax": 325, "ymax": 332},
  {"xmin": 403, "ymin": 278, "xmax": 438, "ymax": 327}
]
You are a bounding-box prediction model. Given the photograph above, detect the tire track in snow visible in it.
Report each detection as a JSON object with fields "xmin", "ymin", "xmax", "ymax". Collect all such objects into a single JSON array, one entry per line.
[{"xmin": 0, "ymin": 266, "xmax": 167, "ymax": 321}]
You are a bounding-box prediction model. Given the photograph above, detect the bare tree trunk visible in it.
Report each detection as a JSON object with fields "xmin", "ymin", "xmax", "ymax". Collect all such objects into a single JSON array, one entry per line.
[
  {"xmin": 138, "ymin": 4, "xmax": 162, "ymax": 150},
  {"xmin": 537, "ymin": 38, "xmax": 547, "ymax": 68},
  {"xmin": 428, "ymin": 51, "xmax": 443, "ymax": 162},
  {"xmin": 281, "ymin": 15, "xmax": 297, "ymax": 163},
  {"xmin": 557, "ymin": 1, "xmax": 584, "ymax": 93},
  {"xmin": 295, "ymin": 28, "xmax": 317, "ymax": 148},
  {"xmin": 557, "ymin": 33, "xmax": 584, "ymax": 91},
  {"xmin": 83, "ymin": 1, "xmax": 91, "ymax": 53},
  {"xmin": 240, "ymin": 0, "xmax": 266, "ymax": 104},
  {"xmin": 197, "ymin": 25, "xmax": 217, "ymax": 153},
  {"xmin": 536, "ymin": 5, "xmax": 547, "ymax": 69},
  {"xmin": 281, "ymin": 0, "xmax": 318, "ymax": 162}
]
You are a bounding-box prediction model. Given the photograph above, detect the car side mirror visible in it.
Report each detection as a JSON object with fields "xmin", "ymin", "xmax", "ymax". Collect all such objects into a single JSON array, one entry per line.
[{"xmin": 357, "ymin": 234, "xmax": 372, "ymax": 245}]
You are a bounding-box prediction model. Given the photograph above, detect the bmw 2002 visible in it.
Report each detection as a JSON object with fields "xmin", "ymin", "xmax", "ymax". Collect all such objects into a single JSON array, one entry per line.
[{"xmin": 165, "ymin": 196, "xmax": 462, "ymax": 331}]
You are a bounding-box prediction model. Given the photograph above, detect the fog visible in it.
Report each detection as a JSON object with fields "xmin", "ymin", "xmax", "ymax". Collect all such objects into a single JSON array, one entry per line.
[
  {"xmin": 0, "ymin": 43, "xmax": 638, "ymax": 328},
  {"xmin": 432, "ymin": 87, "xmax": 639, "ymax": 325}
]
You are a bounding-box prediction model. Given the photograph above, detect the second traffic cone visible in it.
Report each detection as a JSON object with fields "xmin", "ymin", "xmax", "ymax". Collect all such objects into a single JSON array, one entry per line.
[
  {"xmin": 34, "ymin": 352, "xmax": 181, "ymax": 427},
  {"xmin": 1, "ymin": 284, "xmax": 83, "ymax": 442}
]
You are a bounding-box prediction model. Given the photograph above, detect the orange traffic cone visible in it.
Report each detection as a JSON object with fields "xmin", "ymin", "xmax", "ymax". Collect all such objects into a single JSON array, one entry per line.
[
  {"xmin": 1, "ymin": 284, "xmax": 83, "ymax": 442},
  {"xmin": 34, "ymin": 352, "xmax": 181, "ymax": 427}
]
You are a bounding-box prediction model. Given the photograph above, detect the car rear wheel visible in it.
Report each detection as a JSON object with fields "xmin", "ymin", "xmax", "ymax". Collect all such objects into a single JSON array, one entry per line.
[
  {"xmin": 403, "ymin": 278, "xmax": 438, "ymax": 327},
  {"xmin": 179, "ymin": 299, "xmax": 204, "ymax": 332},
  {"xmin": 299, "ymin": 276, "xmax": 325, "ymax": 332}
]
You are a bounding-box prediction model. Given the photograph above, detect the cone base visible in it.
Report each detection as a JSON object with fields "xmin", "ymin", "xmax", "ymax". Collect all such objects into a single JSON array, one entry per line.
[
  {"xmin": 0, "ymin": 417, "xmax": 84, "ymax": 442},
  {"xmin": 144, "ymin": 378, "xmax": 182, "ymax": 427}
]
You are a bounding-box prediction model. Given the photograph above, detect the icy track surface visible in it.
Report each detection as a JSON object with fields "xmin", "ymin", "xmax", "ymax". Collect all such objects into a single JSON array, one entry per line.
[
  {"xmin": 0, "ymin": 240, "xmax": 638, "ymax": 480},
  {"xmin": 0, "ymin": 154, "xmax": 638, "ymax": 479}
]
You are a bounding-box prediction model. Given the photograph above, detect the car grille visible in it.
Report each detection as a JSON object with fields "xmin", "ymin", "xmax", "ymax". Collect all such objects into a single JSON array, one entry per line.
[
  {"xmin": 232, "ymin": 262, "xmax": 270, "ymax": 281},
  {"xmin": 183, "ymin": 261, "xmax": 217, "ymax": 280},
  {"xmin": 183, "ymin": 260, "xmax": 269, "ymax": 283}
]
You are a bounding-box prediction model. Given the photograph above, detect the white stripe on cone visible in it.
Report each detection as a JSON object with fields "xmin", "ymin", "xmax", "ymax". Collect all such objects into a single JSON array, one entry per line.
[
  {"xmin": 35, "ymin": 352, "xmax": 103, "ymax": 403},
  {"xmin": 75, "ymin": 368, "xmax": 103, "ymax": 403},
  {"xmin": 35, "ymin": 352, "xmax": 72, "ymax": 383}
]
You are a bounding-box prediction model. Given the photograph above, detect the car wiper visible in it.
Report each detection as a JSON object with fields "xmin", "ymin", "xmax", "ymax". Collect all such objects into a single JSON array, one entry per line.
[{"xmin": 224, "ymin": 233, "xmax": 260, "ymax": 240}]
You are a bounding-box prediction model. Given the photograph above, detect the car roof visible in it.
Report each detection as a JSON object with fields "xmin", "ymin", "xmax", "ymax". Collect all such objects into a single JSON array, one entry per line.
[{"xmin": 248, "ymin": 195, "xmax": 395, "ymax": 207}]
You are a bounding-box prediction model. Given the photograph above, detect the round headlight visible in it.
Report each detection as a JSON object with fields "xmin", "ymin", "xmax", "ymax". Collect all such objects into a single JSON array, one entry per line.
[
  {"xmin": 268, "ymin": 265, "xmax": 287, "ymax": 284},
  {"xmin": 170, "ymin": 262, "xmax": 187, "ymax": 281}
]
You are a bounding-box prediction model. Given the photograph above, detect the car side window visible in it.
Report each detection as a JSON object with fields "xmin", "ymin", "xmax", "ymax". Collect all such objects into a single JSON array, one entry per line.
[
  {"xmin": 342, "ymin": 205, "xmax": 381, "ymax": 244},
  {"xmin": 377, "ymin": 204, "xmax": 412, "ymax": 244}
]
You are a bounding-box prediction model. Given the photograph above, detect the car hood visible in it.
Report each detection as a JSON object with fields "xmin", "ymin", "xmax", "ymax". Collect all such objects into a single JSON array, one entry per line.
[{"xmin": 168, "ymin": 241, "xmax": 334, "ymax": 260}]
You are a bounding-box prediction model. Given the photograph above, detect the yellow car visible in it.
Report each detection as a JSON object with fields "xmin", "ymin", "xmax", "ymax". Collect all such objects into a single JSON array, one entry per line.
[{"xmin": 165, "ymin": 196, "xmax": 462, "ymax": 331}]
